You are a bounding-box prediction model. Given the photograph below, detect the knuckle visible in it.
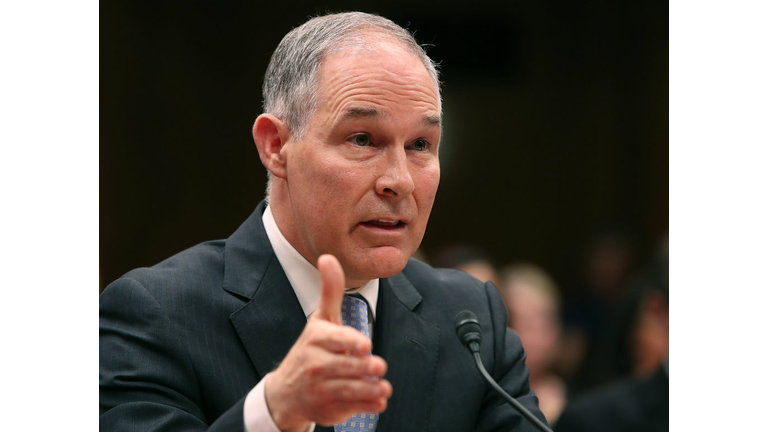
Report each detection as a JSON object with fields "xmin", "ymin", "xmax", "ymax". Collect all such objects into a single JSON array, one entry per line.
[
  {"xmin": 339, "ymin": 385, "xmax": 353, "ymax": 400},
  {"xmin": 304, "ymin": 359, "xmax": 324, "ymax": 378}
]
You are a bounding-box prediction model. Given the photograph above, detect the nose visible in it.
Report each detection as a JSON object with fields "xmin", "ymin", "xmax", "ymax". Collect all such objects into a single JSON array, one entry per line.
[{"xmin": 375, "ymin": 148, "xmax": 415, "ymax": 198}]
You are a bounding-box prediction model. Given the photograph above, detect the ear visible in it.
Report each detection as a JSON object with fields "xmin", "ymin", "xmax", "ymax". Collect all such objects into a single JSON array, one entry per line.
[{"xmin": 253, "ymin": 113, "xmax": 291, "ymax": 179}]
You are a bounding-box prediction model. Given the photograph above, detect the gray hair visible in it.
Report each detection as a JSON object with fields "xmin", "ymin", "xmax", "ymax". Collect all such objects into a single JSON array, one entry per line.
[{"xmin": 261, "ymin": 12, "xmax": 442, "ymax": 197}]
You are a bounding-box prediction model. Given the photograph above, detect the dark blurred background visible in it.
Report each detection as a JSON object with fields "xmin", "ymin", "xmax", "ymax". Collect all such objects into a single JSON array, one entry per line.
[
  {"xmin": 101, "ymin": 1, "xmax": 667, "ymax": 289},
  {"xmin": 101, "ymin": 2, "xmax": 668, "ymax": 423}
]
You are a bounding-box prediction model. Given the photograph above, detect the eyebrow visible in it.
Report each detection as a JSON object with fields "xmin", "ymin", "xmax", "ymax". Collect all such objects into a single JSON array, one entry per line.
[
  {"xmin": 340, "ymin": 106, "xmax": 382, "ymax": 121},
  {"xmin": 422, "ymin": 114, "xmax": 441, "ymax": 127},
  {"xmin": 339, "ymin": 106, "xmax": 441, "ymax": 128}
]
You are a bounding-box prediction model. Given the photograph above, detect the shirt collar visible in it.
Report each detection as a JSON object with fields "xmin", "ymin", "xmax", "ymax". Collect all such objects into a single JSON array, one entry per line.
[{"xmin": 262, "ymin": 204, "xmax": 378, "ymax": 319}]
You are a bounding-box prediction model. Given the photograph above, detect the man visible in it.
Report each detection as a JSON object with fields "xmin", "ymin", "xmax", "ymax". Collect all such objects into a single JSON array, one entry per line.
[{"xmin": 100, "ymin": 12, "xmax": 546, "ymax": 432}]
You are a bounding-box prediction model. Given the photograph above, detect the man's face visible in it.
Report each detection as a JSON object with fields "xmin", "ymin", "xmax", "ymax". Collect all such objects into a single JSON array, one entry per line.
[{"xmin": 278, "ymin": 41, "xmax": 441, "ymax": 287}]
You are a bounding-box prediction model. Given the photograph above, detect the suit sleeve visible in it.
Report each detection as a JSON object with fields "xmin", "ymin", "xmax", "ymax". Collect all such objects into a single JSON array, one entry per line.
[
  {"xmin": 99, "ymin": 277, "xmax": 246, "ymax": 431},
  {"xmin": 474, "ymin": 281, "xmax": 549, "ymax": 432}
]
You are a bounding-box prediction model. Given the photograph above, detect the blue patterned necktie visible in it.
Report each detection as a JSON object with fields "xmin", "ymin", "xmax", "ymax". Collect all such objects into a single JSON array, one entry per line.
[{"xmin": 335, "ymin": 294, "xmax": 378, "ymax": 432}]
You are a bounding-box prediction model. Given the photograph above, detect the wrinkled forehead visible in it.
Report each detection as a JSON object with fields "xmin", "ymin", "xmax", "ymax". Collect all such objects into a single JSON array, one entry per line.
[
  {"xmin": 318, "ymin": 36, "xmax": 441, "ymax": 110},
  {"xmin": 311, "ymin": 56, "xmax": 441, "ymax": 138},
  {"xmin": 316, "ymin": 44, "xmax": 441, "ymax": 116}
]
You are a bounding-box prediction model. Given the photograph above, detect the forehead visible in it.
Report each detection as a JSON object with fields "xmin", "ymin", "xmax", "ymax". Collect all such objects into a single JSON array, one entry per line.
[{"xmin": 313, "ymin": 41, "xmax": 441, "ymax": 123}]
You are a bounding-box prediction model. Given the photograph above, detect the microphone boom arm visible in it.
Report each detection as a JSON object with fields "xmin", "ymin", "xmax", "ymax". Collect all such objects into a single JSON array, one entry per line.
[
  {"xmin": 455, "ymin": 310, "xmax": 553, "ymax": 432},
  {"xmin": 471, "ymin": 350, "xmax": 553, "ymax": 432}
]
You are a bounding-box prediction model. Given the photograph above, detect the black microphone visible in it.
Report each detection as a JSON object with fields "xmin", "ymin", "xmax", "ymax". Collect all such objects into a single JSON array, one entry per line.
[{"xmin": 454, "ymin": 310, "xmax": 553, "ymax": 432}]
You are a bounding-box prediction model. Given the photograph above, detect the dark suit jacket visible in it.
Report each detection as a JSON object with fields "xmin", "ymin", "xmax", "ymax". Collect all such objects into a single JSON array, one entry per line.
[
  {"xmin": 100, "ymin": 201, "xmax": 546, "ymax": 431},
  {"xmin": 554, "ymin": 367, "xmax": 669, "ymax": 432}
]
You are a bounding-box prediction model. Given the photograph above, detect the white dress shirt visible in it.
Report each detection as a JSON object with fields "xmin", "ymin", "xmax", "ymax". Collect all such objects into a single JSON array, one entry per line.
[{"xmin": 243, "ymin": 205, "xmax": 379, "ymax": 432}]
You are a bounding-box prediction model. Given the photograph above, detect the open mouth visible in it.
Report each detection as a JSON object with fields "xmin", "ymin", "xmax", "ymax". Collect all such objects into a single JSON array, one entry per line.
[{"xmin": 361, "ymin": 219, "xmax": 407, "ymax": 230}]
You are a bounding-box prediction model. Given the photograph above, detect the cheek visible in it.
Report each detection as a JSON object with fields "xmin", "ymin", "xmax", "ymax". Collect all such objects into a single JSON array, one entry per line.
[
  {"xmin": 312, "ymin": 148, "xmax": 373, "ymax": 187},
  {"xmin": 298, "ymin": 167, "xmax": 372, "ymax": 238},
  {"xmin": 295, "ymin": 154, "xmax": 358, "ymax": 201},
  {"xmin": 415, "ymin": 165, "xmax": 441, "ymax": 208}
]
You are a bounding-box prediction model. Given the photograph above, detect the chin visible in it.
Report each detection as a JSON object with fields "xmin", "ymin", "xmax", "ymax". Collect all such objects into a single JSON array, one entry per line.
[{"xmin": 346, "ymin": 246, "xmax": 411, "ymax": 283}]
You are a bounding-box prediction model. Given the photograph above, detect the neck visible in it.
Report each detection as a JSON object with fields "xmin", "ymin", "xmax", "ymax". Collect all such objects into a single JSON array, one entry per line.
[{"xmin": 269, "ymin": 186, "xmax": 313, "ymax": 261}]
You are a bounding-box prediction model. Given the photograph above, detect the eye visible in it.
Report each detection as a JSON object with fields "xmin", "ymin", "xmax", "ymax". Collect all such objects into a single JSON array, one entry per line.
[
  {"xmin": 410, "ymin": 139, "xmax": 429, "ymax": 151},
  {"xmin": 349, "ymin": 133, "xmax": 372, "ymax": 147}
]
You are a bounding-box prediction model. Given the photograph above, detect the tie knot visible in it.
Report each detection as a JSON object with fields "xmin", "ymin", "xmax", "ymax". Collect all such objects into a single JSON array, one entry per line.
[{"xmin": 341, "ymin": 294, "xmax": 370, "ymax": 338}]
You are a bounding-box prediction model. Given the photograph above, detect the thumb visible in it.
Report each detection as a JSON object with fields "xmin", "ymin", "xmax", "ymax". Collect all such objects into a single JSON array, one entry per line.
[{"xmin": 315, "ymin": 254, "xmax": 345, "ymax": 325}]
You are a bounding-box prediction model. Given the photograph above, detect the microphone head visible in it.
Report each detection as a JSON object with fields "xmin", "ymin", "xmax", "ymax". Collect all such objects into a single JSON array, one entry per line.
[{"xmin": 454, "ymin": 310, "xmax": 482, "ymax": 350}]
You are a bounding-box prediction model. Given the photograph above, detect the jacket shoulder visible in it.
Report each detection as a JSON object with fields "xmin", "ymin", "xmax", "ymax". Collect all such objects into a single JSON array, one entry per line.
[
  {"xmin": 101, "ymin": 239, "xmax": 227, "ymax": 305},
  {"xmin": 402, "ymin": 257, "xmax": 490, "ymax": 297}
]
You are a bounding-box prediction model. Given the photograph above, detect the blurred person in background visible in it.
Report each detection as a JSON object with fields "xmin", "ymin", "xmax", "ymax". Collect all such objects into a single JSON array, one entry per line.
[
  {"xmin": 429, "ymin": 244, "xmax": 500, "ymax": 286},
  {"xmin": 557, "ymin": 226, "xmax": 638, "ymax": 391},
  {"xmin": 555, "ymin": 239, "xmax": 668, "ymax": 432},
  {"xmin": 629, "ymin": 237, "xmax": 668, "ymax": 376},
  {"xmin": 501, "ymin": 263, "xmax": 568, "ymax": 426}
]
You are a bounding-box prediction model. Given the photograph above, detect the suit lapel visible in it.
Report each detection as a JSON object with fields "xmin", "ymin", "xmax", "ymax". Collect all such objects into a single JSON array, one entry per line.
[
  {"xmin": 229, "ymin": 253, "xmax": 306, "ymax": 379},
  {"xmin": 222, "ymin": 202, "xmax": 441, "ymax": 429},
  {"xmin": 373, "ymin": 272, "xmax": 440, "ymax": 432},
  {"xmin": 223, "ymin": 201, "xmax": 307, "ymax": 379}
]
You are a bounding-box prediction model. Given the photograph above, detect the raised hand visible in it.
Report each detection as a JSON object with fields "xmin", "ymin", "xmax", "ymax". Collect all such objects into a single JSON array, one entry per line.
[{"xmin": 264, "ymin": 254, "xmax": 392, "ymax": 431}]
